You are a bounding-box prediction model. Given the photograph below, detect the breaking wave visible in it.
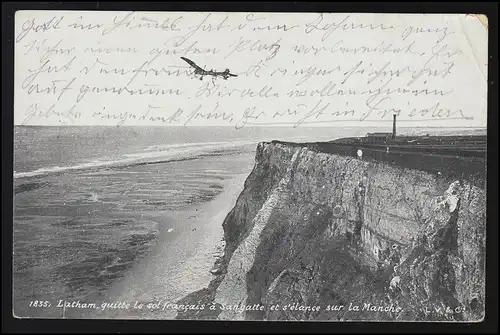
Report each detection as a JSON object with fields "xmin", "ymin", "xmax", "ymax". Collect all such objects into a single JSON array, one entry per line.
[{"xmin": 14, "ymin": 140, "xmax": 258, "ymax": 179}]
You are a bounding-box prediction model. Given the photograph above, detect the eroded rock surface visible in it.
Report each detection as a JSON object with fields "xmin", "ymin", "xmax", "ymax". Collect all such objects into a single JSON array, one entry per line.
[{"xmin": 177, "ymin": 142, "xmax": 486, "ymax": 322}]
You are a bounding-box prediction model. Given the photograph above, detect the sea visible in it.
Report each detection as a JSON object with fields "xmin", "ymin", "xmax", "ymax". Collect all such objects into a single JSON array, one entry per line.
[
  {"xmin": 13, "ymin": 126, "xmax": 350, "ymax": 318},
  {"xmin": 12, "ymin": 125, "xmax": 484, "ymax": 318}
]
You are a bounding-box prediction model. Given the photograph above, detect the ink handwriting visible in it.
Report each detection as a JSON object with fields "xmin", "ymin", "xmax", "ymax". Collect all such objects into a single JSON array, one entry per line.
[{"xmin": 14, "ymin": 11, "xmax": 486, "ymax": 128}]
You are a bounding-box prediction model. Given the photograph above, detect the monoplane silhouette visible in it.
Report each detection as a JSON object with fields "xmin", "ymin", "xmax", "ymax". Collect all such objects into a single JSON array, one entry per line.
[{"xmin": 181, "ymin": 57, "xmax": 238, "ymax": 81}]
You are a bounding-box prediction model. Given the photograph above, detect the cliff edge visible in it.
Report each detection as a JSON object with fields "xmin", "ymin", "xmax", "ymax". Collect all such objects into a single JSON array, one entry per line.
[{"xmin": 176, "ymin": 141, "xmax": 486, "ymax": 322}]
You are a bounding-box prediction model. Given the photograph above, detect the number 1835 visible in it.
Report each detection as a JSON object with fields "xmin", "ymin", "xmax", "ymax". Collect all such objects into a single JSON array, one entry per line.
[{"xmin": 29, "ymin": 300, "xmax": 51, "ymax": 308}]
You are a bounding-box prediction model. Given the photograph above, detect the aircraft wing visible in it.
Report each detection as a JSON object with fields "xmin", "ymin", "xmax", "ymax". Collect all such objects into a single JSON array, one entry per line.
[{"xmin": 180, "ymin": 57, "xmax": 203, "ymax": 71}]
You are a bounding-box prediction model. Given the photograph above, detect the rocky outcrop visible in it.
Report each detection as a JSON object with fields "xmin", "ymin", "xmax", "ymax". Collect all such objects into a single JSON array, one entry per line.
[{"xmin": 177, "ymin": 141, "xmax": 486, "ymax": 322}]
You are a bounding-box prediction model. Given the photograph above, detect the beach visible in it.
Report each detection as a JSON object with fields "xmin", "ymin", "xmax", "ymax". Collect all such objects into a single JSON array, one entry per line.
[
  {"xmin": 85, "ymin": 173, "xmax": 248, "ymax": 319},
  {"xmin": 13, "ymin": 126, "xmax": 343, "ymax": 319},
  {"xmin": 13, "ymin": 149, "xmax": 254, "ymax": 319},
  {"xmin": 13, "ymin": 125, "xmax": 485, "ymax": 319}
]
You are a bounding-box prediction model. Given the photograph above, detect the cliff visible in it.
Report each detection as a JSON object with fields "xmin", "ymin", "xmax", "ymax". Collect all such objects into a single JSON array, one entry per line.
[{"xmin": 176, "ymin": 141, "xmax": 486, "ymax": 322}]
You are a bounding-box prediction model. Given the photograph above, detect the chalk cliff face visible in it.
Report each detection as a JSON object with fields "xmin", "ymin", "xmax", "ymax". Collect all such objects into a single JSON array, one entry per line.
[{"xmin": 179, "ymin": 142, "xmax": 486, "ymax": 322}]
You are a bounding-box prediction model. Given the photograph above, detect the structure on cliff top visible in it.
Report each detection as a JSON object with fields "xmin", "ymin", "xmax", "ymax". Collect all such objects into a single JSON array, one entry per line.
[
  {"xmin": 204, "ymin": 141, "xmax": 486, "ymax": 322},
  {"xmin": 364, "ymin": 114, "xmax": 397, "ymax": 143}
]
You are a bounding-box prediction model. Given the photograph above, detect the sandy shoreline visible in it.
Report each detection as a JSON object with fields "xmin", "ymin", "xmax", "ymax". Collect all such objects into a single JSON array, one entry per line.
[{"xmin": 71, "ymin": 172, "xmax": 248, "ymax": 320}]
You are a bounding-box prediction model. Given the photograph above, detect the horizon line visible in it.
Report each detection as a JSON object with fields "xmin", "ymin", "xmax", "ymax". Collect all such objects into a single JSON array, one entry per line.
[{"xmin": 13, "ymin": 125, "xmax": 488, "ymax": 129}]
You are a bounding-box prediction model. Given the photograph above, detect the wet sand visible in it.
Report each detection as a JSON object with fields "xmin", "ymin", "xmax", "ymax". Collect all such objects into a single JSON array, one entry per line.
[{"xmin": 77, "ymin": 173, "xmax": 248, "ymax": 319}]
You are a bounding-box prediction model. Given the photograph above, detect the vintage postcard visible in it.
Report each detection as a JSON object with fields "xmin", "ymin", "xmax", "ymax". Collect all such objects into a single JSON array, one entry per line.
[{"xmin": 13, "ymin": 10, "xmax": 487, "ymax": 321}]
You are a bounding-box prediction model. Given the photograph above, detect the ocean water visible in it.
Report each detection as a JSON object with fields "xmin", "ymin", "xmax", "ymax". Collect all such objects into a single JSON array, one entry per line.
[
  {"xmin": 13, "ymin": 126, "xmax": 352, "ymax": 318},
  {"xmin": 14, "ymin": 125, "xmax": 483, "ymax": 318}
]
